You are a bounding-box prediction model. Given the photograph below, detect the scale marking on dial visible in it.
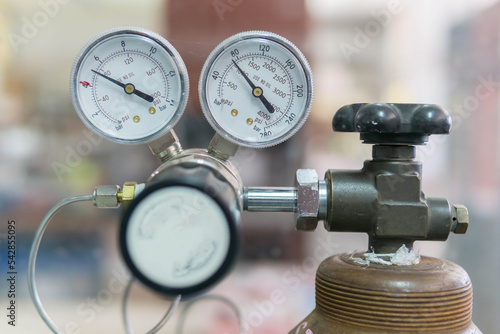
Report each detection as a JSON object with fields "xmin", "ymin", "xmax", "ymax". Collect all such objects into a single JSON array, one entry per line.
[
  {"xmin": 199, "ymin": 31, "xmax": 313, "ymax": 148},
  {"xmin": 70, "ymin": 27, "xmax": 189, "ymax": 144}
]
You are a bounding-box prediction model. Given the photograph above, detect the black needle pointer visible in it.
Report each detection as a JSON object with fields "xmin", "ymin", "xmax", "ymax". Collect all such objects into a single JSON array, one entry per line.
[
  {"xmin": 91, "ymin": 70, "xmax": 154, "ymax": 103},
  {"xmin": 231, "ymin": 60, "xmax": 274, "ymax": 113}
]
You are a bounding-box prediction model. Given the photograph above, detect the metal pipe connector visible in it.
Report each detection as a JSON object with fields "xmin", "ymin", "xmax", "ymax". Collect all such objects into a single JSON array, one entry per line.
[
  {"xmin": 93, "ymin": 185, "xmax": 121, "ymax": 208},
  {"xmin": 93, "ymin": 183, "xmax": 145, "ymax": 209},
  {"xmin": 148, "ymin": 130, "xmax": 182, "ymax": 163},
  {"xmin": 243, "ymin": 187, "xmax": 297, "ymax": 212},
  {"xmin": 208, "ymin": 133, "xmax": 239, "ymax": 161},
  {"xmin": 243, "ymin": 170, "xmax": 329, "ymax": 231}
]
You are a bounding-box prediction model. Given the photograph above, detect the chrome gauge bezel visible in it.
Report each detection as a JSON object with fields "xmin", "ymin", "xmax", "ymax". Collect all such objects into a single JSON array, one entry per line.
[
  {"xmin": 199, "ymin": 30, "xmax": 314, "ymax": 148},
  {"xmin": 70, "ymin": 26, "xmax": 189, "ymax": 144}
]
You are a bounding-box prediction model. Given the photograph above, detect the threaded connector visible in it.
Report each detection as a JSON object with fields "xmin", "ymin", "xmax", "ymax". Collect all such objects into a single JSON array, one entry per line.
[
  {"xmin": 120, "ymin": 182, "xmax": 139, "ymax": 210},
  {"xmin": 93, "ymin": 185, "xmax": 121, "ymax": 208},
  {"xmin": 295, "ymin": 169, "xmax": 320, "ymax": 231}
]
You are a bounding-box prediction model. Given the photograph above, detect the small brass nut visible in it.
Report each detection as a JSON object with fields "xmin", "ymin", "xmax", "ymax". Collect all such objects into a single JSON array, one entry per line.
[
  {"xmin": 295, "ymin": 169, "xmax": 320, "ymax": 231},
  {"xmin": 452, "ymin": 204, "xmax": 469, "ymax": 234},
  {"xmin": 121, "ymin": 182, "xmax": 137, "ymax": 210},
  {"xmin": 93, "ymin": 185, "xmax": 120, "ymax": 208}
]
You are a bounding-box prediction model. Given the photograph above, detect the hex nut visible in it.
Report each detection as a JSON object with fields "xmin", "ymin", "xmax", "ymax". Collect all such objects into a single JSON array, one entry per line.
[
  {"xmin": 93, "ymin": 185, "xmax": 120, "ymax": 208},
  {"xmin": 295, "ymin": 169, "xmax": 320, "ymax": 231},
  {"xmin": 121, "ymin": 182, "xmax": 137, "ymax": 210},
  {"xmin": 452, "ymin": 204, "xmax": 469, "ymax": 234}
]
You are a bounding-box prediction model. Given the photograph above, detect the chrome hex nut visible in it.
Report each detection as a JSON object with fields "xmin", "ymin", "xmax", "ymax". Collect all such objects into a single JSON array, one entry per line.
[
  {"xmin": 452, "ymin": 204, "xmax": 469, "ymax": 234},
  {"xmin": 295, "ymin": 169, "xmax": 320, "ymax": 231},
  {"xmin": 93, "ymin": 185, "xmax": 120, "ymax": 208}
]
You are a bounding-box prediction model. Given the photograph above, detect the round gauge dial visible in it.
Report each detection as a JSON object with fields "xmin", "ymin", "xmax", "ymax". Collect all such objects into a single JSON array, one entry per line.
[
  {"xmin": 199, "ymin": 31, "xmax": 313, "ymax": 148},
  {"xmin": 120, "ymin": 183, "xmax": 238, "ymax": 297},
  {"xmin": 70, "ymin": 27, "xmax": 188, "ymax": 144}
]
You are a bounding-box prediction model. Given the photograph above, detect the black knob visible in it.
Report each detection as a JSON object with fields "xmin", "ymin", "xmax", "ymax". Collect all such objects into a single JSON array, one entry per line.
[{"xmin": 333, "ymin": 103, "xmax": 452, "ymax": 145}]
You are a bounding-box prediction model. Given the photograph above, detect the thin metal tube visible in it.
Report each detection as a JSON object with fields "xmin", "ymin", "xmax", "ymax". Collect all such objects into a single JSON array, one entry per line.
[
  {"xmin": 28, "ymin": 195, "xmax": 93, "ymax": 334},
  {"xmin": 122, "ymin": 278, "xmax": 181, "ymax": 334},
  {"xmin": 243, "ymin": 187, "xmax": 297, "ymax": 212},
  {"xmin": 29, "ymin": 194, "xmax": 181, "ymax": 334}
]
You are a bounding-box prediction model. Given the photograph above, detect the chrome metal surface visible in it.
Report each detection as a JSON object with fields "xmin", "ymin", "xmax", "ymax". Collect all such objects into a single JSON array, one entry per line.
[{"xmin": 243, "ymin": 187, "xmax": 297, "ymax": 212}]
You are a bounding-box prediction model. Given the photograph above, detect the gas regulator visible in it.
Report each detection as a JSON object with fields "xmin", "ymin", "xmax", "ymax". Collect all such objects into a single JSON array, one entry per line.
[{"xmin": 30, "ymin": 27, "xmax": 479, "ymax": 334}]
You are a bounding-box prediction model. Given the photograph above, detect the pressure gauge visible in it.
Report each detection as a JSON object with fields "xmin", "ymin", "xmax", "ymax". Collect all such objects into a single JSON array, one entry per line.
[
  {"xmin": 70, "ymin": 27, "xmax": 188, "ymax": 144},
  {"xmin": 199, "ymin": 31, "xmax": 313, "ymax": 148},
  {"xmin": 120, "ymin": 174, "xmax": 239, "ymax": 298}
]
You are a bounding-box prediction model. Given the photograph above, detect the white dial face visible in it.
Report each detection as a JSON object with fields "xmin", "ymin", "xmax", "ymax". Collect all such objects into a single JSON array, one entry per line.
[
  {"xmin": 70, "ymin": 27, "xmax": 188, "ymax": 143},
  {"xmin": 199, "ymin": 31, "xmax": 313, "ymax": 148},
  {"xmin": 126, "ymin": 186, "xmax": 230, "ymax": 288}
]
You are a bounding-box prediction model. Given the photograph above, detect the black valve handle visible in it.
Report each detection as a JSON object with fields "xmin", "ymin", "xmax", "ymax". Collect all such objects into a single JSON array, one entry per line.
[{"xmin": 333, "ymin": 103, "xmax": 452, "ymax": 145}]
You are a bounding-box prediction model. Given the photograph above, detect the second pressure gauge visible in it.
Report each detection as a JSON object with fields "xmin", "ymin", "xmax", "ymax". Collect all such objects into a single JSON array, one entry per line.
[
  {"xmin": 199, "ymin": 31, "xmax": 313, "ymax": 148},
  {"xmin": 70, "ymin": 27, "xmax": 189, "ymax": 144}
]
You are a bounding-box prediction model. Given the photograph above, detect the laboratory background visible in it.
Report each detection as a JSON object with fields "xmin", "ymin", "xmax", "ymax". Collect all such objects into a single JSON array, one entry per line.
[{"xmin": 0, "ymin": 0, "xmax": 499, "ymax": 333}]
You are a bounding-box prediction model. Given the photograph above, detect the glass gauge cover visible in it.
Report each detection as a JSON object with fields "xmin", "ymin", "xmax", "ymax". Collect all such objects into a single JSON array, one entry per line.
[
  {"xmin": 199, "ymin": 31, "xmax": 314, "ymax": 148},
  {"xmin": 120, "ymin": 181, "xmax": 238, "ymax": 298},
  {"xmin": 70, "ymin": 27, "xmax": 188, "ymax": 144}
]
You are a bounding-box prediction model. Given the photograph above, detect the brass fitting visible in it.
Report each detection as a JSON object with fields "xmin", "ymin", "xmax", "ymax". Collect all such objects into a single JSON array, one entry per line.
[{"xmin": 119, "ymin": 182, "xmax": 138, "ymax": 210}]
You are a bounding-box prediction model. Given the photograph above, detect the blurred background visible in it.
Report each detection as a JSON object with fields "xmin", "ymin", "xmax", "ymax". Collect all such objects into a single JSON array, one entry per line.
[{"xmin": 0, "ymin": 0, "xmax": 499, "ymax": 333}]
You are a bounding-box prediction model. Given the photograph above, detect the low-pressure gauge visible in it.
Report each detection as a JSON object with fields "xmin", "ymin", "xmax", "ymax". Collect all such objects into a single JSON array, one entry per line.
[
  {"xmin": 70, "ymin": 27, "xmax": 188, "ymax": 144},
  {"xmin": 199, "ymin": 31, "xmax": 314, "ymax": 148},
  {"xmin": 120, "ymin": 166, "xmax": 240, "ymax": 298}
]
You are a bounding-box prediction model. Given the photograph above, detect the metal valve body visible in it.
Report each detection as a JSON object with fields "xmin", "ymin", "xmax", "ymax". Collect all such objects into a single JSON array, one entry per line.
[
  {"xmin": 324, "ymin": 144, "xmax": 463, "ymax": 254},
  {"xmin": 289, "ymin": 103, "xmax": 479, "ymax": 333},
  {"xmin": 324, "ymin": 103, "xmax": 467, "ymax": 253}
]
